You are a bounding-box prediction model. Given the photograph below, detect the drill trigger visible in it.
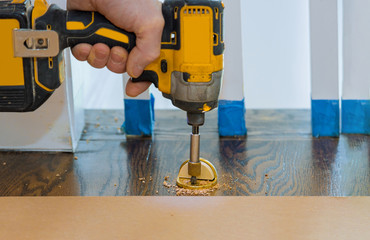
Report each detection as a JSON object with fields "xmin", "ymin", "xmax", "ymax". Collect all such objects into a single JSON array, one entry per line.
[{"xmin": 131, "ymin": 70, "xmax": 159, "ymax": 88}]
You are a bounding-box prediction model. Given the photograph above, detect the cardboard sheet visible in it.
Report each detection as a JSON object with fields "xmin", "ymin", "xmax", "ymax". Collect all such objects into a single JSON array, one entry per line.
[{"xmin": 0, "ymin": 196, "xmax": 368, "ymax": 239}]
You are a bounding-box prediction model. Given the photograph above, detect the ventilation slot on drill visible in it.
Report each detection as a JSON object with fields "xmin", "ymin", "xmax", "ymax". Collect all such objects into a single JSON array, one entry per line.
[
  {"xmin": 183, "ymin": 8, "xmax": 210, "ymax": 15},
  {"xmin": 0, "ymin": 88, "xmax": 25, "ymax": 108}
]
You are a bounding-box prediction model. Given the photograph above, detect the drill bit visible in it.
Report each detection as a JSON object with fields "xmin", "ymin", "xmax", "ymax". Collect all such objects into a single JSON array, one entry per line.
[
  {"xmin": 189, "ymin": 125, "xmax": 201, "ymax": 185},
  {"xmin": 176, "ymin": 113, "xmax": 218, "ymax": 189}
]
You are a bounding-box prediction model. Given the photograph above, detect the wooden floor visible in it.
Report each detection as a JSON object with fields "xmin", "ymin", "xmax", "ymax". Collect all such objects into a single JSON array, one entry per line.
[{"xmin": 0, "ymin": 109, "xmax": 368, "ymax": 196}]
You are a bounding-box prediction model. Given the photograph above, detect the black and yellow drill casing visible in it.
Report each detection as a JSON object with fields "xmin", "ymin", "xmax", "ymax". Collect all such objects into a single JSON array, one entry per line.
[
  {"xmin": 0, "ymin": 0, "xmax": 224, "ymax": 113},
  {"xmin": 147, "ymin": 0, "xmax": 225, "ymax": 114},
  {"xmin": 0, "ymin": 0, "xmax": 71, "ymax": 111},
  {"xmin": 0, "ymin": 0, "xmax": 35, "ymax": 111},
  {"xmin": 0, "ymin": 0, "xmax": 136, "ymax": 112}
]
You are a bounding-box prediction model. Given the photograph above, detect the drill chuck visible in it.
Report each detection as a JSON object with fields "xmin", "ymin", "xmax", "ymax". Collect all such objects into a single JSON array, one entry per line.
[{"xmin": 187, "ymin": 112, "xmax": 205, "ymax": 127}]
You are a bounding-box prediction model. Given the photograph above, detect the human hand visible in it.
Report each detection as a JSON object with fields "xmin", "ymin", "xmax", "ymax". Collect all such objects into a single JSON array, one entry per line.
[{"xmin": 67, "ymin": 0, "xmax": 164, "ymax": 97}]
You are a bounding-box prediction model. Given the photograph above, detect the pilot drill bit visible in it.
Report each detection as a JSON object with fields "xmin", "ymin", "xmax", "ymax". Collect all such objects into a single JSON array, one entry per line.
[{"xmin": 189, "ymin": 125, "xmax": 201, "ymax": 184}]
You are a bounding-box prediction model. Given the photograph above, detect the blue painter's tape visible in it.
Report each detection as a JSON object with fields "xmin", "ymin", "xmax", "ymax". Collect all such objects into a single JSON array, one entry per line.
[
  {"xmin": 218, "ymin": 99, "xmax": 247, "ymax": 137},
  {"xmin": 311, "ymin": 99, "xmax": 339, "ymax": 137},
  {"xmin": 342, "ymin": 99, "xmax": 370, "ymax": 134},
  {"xmin": 122, "ymin": 94, "xmax": 155, "ymax": 136}
]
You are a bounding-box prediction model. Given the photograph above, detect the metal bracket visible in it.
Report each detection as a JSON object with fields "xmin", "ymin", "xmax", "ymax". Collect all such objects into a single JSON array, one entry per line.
[{"xmin": 13, "ymin": 29, "xmax": 59, "ymax": 57}]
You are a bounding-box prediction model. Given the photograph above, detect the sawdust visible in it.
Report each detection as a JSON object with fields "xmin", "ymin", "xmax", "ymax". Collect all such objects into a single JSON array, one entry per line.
[
  {"xmin": 218, "ymin": 174, "xmax": 240, "ymax": 192},
  {"xmin": 175, "ymin": 184, "xmax": 219, "ymax": 196},
  {"xmin": 162, "ymin": 176, "xmax": 219, "ymax": 196},
  {"xmin": 163, "ymin": 181, "xmax": 171, "ymax": 188},
  {"xmin": 177, "ymin": 178, "xmax": 215, "ymax": 187},
  {"xmin": 158, "ymin": 173, "xmax": 245, "ymax": 196},
  {"xmin": 138, "ymin": 177, "xmax": 146, "ymax": 184}
]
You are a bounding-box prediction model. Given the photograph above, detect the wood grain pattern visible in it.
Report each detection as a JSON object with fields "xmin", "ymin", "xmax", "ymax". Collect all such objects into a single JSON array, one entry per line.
[{"xmin": 0, "ymin": 110, "xmax": 368, "ymax": 196}]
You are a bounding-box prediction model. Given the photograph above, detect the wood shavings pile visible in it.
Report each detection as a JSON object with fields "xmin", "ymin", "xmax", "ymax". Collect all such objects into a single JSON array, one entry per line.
[
  {"xmin": 162, "ymin": 176, "xmax": 219, "ymax": 196},
  {"xmin": 175, "ymin": 184, "xmax": 219, "ymax": 196}
]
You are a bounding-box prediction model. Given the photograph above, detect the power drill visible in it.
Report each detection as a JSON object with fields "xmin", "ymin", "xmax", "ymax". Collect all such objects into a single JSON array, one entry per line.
[{"xmin": 0, "ymin": 0, "xmax": 224, "ymax": 187}]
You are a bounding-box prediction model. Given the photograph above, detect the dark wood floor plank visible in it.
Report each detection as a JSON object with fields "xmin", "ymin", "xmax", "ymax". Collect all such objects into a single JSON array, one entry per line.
[
  {"xmin": 0, "ymin": 152, "xmax": 78, "ymax": 196},
  {"xmin": 0, "ymin": 110, "xmax": 368, "ymax": 196}
]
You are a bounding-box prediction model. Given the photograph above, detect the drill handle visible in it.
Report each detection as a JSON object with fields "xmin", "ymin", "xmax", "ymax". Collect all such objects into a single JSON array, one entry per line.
[
  {"xmin": 34, "ymin": 4, "xmax": 136, "ymax": 51},
  {"xmin": 35, "ymin": 4, "xmax": 160, "ymax": 87},
  {"xmin": 63, "ymin": 10, "xmax": 136, "ymax": 51}
]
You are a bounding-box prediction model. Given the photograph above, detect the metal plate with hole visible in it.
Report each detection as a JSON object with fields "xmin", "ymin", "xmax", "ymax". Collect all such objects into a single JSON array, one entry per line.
[{"xmin": 13, "ymin": 29, "xmax": 59, "ymax": 57}]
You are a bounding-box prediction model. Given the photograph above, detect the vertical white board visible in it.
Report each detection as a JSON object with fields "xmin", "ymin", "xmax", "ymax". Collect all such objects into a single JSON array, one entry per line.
[
  {"xmin": 218, "ymin": 0, "xmax": 246, "ymax": 136},
  {"xmin": 309, "ymin": 0, "xmax": 339, "ymax": 137},
  {"xmin": 342, "ymin": 0, "xmax": 370, "ymax": 134}
]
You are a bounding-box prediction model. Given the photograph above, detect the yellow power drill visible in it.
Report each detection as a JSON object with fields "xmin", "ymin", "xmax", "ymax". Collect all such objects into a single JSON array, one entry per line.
[{"xmin": 0, "ymin": 0, "xmax": 224, "ymax": 188}]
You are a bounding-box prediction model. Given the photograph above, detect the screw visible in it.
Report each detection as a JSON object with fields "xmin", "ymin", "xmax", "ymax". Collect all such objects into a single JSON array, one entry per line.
[{"xmin": 37, "ymin": 38, "xmax": 44, "ymax": 45}]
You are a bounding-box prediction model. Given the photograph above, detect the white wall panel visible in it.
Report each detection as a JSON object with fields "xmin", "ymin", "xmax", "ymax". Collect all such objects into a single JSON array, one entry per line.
[{"xmin": 342, "ymin": 0, "xmax": 370, "ymax": 100}]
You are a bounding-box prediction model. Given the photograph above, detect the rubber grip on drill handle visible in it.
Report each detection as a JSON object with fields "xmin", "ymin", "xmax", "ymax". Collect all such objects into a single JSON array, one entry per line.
[
  {"xmin": 66, "ymin": 8, "xmax": 158, "ymax": 88},
  {"xmin": 66, "ymin": 10, "xmax": 160, "ymax": 89},
  {"xmin": 36, "ymin": 4, "xmax": 159, "ymax": 88},
  {"xmin": 65, "ymin": 8, "xmax": 160, "ymax": 88},
  {"xmin": 34, "ymin": 5, "xmax": 136, "ymax": 51},
  {"xmin": 64, "ymin": 10, "xmax": 136, "ymax": 51}
]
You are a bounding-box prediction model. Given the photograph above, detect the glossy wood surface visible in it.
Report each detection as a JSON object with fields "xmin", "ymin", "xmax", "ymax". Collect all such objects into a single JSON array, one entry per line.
[{"xmin": 0, "ymin": 110, "xmax": 368, "ymax": 196}]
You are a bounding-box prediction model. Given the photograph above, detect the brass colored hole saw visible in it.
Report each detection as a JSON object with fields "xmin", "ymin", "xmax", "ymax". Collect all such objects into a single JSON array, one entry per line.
[{"xmin": 176, "ymin": 158, "xmax": 218, "ymax": 189}]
